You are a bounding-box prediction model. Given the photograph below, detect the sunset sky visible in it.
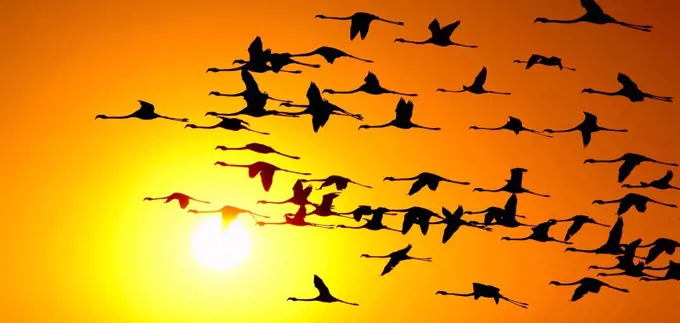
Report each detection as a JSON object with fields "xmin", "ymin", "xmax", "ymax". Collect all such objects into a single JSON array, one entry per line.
[{"xmin": 2, "ymin": 0, "xmax": 680, "ymax": 322}]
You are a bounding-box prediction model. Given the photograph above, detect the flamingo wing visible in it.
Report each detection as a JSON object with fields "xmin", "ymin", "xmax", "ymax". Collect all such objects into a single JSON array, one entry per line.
[
  {"xmin": 428, "ymin": 18, "xmax": 442, "ymax": 37},
  {"xmin": 313, "ymin": 275, "xmax": 332, "ymax": 297},
  {"xmin": 137, "ymin": 100, "xmax": 155, "ymax": 113},
  {"xmin": 241, "ymin": 69, "xmax": 260, "ymax": 93},
  {"xmin": 440, "ymin": 20, "xmax": 461, "ymax": 37},
  {"xmin": 364, "ymin": 72, "xmax": 380, "ymax": 86},
  {"xmin": 260, "ymin": 170, "xmax": 275, "ymax": 192},
  {"xmin": 581, "ymin": 130, "xmax": 592, "ymax": 147},
  {"xmin": 381, "ymin": 257, "xmax": 402, "ymax": 276},
  {"xmin": 565, "ymin": 221, "xmax": 584, "ymax": 241},
  {"xmin": 526, "ymin": 54, "xmax": 544, "ymax": 69},
  {"xmin": 472, "ymin": 67, "xmax": 488, "ymax": 88},
  {"xmin": 646, "ymin": 244, "xmax": 665, "ymax": 264},
  {"xmin": 618, "ymin": 160, "xmax": 637, "ymax": 183},
  {"xmin": 504, "ymin": 194, "xmax": 518, "ymax": 216},
  {"xmin": 307, "ymin": 82, "xmax": 323, "ymax": 105},
  {"xmin": 659, "ymin": 170, "xmax": 674, "ymax": 184},
  {"xmin": 248, "ymin": 37, "xmax": 264, "ymax": 59},
  {"xmin": 178, "ymin": 197, "xmax": 190, "ymax": 210},
  {"xmin": 571, "ymin": 283, "xmax": 590, "ymax": 302},
  {"xmin": 442, "ymin": 223, "xmax": 461, "ymax": 243},
  {"xmin": 395, "ymin": 98, "xmax": 414, "ymax": 122},
  {"xmin": 581, "ymin": 0, "xmax": 604, "ymax": 16},
  {"xmin": 401, "ymin": 214, "xmax": 416, "ymax": 234},
  {"xmin": 408, "ymin": 178, "xmax": 428, "ymax": 195},
  {"xmin": 605, "ymin": 216, "xmax": 624, "ymax": 246},
  {"xmin": 617, "ymin": 73, "xmax": 639, "ymax": 90}
]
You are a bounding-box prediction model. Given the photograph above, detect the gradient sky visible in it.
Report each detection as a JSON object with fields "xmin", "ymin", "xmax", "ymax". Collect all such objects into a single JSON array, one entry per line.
[{"xmin": 2, "ymin": 0, "xmax": 680, "ymax": 322}]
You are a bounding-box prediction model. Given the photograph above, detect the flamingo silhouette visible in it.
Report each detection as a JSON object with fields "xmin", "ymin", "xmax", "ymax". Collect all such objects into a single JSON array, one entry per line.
[
  {"xmin": 256, "ymin": 205, "xmax": 334, "ymax": 229},
  {"xmin": 257, "ymin": 180, "xmax": 317, "ymax": 207},
  {"xmin": 473, "ymin": 168, "xmax": 550, "ymax": 197},
  {"xmin": 307, "ymin": 193, "xmax": 350, "ymax": 218},
  {"xmin": 264, "ymin": 52, "xmax": 320, "ymax": 73},
  {"xmin": 214, "ymin": 161, "xmax": 310, "ymax": 192},
  {"xmin": 437, "ymin": 67, "xmax": 511, "ymax": 95},
  {"xmin": 589, "ymin": 239, "xmax": 646, "ymax": 271},
  {"xmin": 593, "ymin": 193, "xmax": 677, "ymax": 215},
  {"xmin": 597, "ymin": 262, "xmax": 657, "ymax": 279},
  {"xmin": 582, "ymin": 73, "xmax": 671, "ymax": 102},
  {"xmin": 384, "ymin": 172, "xmax": 469, "ymax": 196},
  {"xmin": 336, "ymin": 207, "xmax": 400, "ymax": 232},
  {"xmin": 566, "ymin": 216, "xmax": 626, "ymax": 255},
  {"xmin": 549, "ymin": 278, "xmax": 629, "ymax": 302},
  {"xmin": 641, "ymin": 261, "xmax": 680, "ymax": 282},
  {"xmin": 315, "ymin": 12, "xmax": 403, "ymax": 40},
  {"xmin": 513, "ymin": 54, "xmax": 575, "ymax": 71},
  {"xmin": 430, "ymin": 206, "xmax": 491, "ymax": 244},
  {"xmin": 436, "ymin": 283, "xmax": 528, "ymax": 309},
  {"xmin": 290, "ymin": 46, "xmax": 373, "ymax": 64},
  {"xmin": 216, "ymin": 143, "xmax": 300, "ymax": 160},
  {"xmin": 143, "ymin": 193, "xmax": 209, "ymax": 209},
  {"xmin": 301, "ymin": 175, "xmax": 371, "ymax": 191},
  {"xmin": 188, "ymin": 205, "xmax": 269, "ymax": 228},
  {"xmin": 465, "ymin": 194, "xmax": 531, "ymax": 228},
  {"xmin": 185, "ymin": 117, "xmax": 269, "ymax": 135},
  {"xmin": 361, "ymin": 244, "xmax": 431, "ymax": 276},
  {"xmin": 554, "ymin": 215, "xmax": 609, "ymax": 242},
  {"xmin": 280, "ymin": 82, "xmax": 363, "ymax": 133},
  {"xmin": 394, "ymin": 19, "xmax": 477, "ymax": 48},
  {"xmin": 534, "ymin": 0, "xmax": 652, "ymax": 32},
  {"xmin": 95, "ymin": 100, "xmax": 188, "ymax": 122},
  {"xmin": 387, "ymin": 206, "xmax": 443, "ymax": 236},
  {"xmin": 623, "ymin": 170, "xmax": 679, "ymax": 190},
  {"xmin": 359, "ymin": 98, "xmax": 440, "ymax": 131},
  {"xmin": 470, "ymin": 116, "xmax": 552, "ymax": 138},
  {"xmin": 206, "ymin": 37, "xmax": 301, "ymax": 74},
  {"xmin": 585, "ymin": 153, "xmax": 678, "ymax": 183},
  {"xmin": 502, "ymin": 219, "xmax": 572, "ymax": 244},
  {"xmin": 287, "ymin": 275, "xmax": 358, "ymax": 306},
  {"xmin": 639, "ymin": 238, "xmax": 680, "ymax": 264},
  {"xmin": 323, "ymin": 72, "xmax": 417, "ymax": 96},
  {"xmin": 543, "ymin": 112, "xmax": 627, "ymax": 147}
]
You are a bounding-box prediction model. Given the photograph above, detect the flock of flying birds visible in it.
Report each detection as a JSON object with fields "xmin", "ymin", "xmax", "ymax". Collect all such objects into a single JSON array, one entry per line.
[{"xmin": 97, "ymin": 0, "xmax": 678, "ymax": 309}]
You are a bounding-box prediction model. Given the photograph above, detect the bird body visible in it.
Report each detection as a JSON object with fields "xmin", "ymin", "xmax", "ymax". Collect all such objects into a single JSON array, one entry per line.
[
  {"xmin": 143, "ymin": 192, "xmax": 209, "ymax": 209},
  {"xmin": 435, "ymin": 206, "xmax": 491, "ymax": 244},
  {"xmin": 473, "ymin": 168, "xmax": 550, "ymax": 197},
  {"xmin": 640, "ymin": 238, "xmax": 679, "ymax": 264},
  {"xmin": 543, "ymin": 112, "xmax": 627, "ymax": 147},
  {"xmin": 549, "ymin": 277, "xmax": 629, "ymax": 302},
  {"xmin": 301, "ymin": 175, "xmax": 372, "ymax": 191},
  {"xmin": 593, "ymin": 193, "xmax": 677, "ymax": 215},
  {"xmin": 280, "ymin": 82, "xmax": 363, "ymax": 133},
  {"xmin": 585, "ymin": 153, "xmax": 678, "ymax": 183},
  {"xmin": 185, "ymin": 117, "xmax": 270, "ymax": 135},
  {"xmin": 582, "ymin": 73, "xmax": 672, "ymax": 102},
  {"xmin": 315, "ymin": 12, "xmax": 403, "ymax": 40},
  {"xmin": 216, "ymin": 143, "xmax": 300, "ymax": 160},
  {"xmin": 436, "ymin": 283, "xmax": 528, "ymax": 308},
  {"xmin": 470, "ymin": 116, "xmax": 551, "ymax": 137},
  {"xmin": 215, "ymin": 161, "xmax": 310, "ymax": 192},
  {"xmin": 360, "ymin": 98, "xmax": 439, "ymax": 131},
  {"xmin": 554, "ymin": 215, "xmax": 609, "ymax": 242},
  {"xmin": 290, "ymin": 46, "xmax": 373, "ymax": 64},
  {"xmin": 437, "ymin": 67, "xmax": 510, "ymax": 95},
  {"xmin": 566, "ymin": 216, "xmax": 626, "ymax": 255},
  {"xmin": 288, "ymin": 275, "xmax": 358, "ymax": 305}
]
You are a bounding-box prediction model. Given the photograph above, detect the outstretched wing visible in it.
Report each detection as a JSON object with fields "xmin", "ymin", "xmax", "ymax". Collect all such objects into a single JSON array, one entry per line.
[
  {"xmin": 504, "ymin": 194, "xmax": 518, "ymax": 215},
  {"xmin": 241, "ymin": 69, "xmax": 260, "ymax": 93},
  {"xmin": 581, "ymin": 0, "xmax": 604, "ymax": 16},
  {"xmin": 428, "ymin": 19, "xmax": 441, "ymax": 37},
  {"xmin": 313, "ymin": 275, "xmax": 331, "ymax": 296},
  {"xmin": 408, "ymin": 179, "xmax": 428, "ymax": 195},
  {"xmin": 617, "ymin": 73, "xmax": 639, "ymax": 90},
  {"xmin": 659, "ymin": 170, "xmax": 674, "ymax": 184},
  {"xmin": 248, "ymin": 37, "xmax": 264, "ymax": 59},
  {"xmin": 565, "ymin": 221, "xmax": 584, "ymax": 242},
  {"xmin": 307, "ymin": 82, "xmax": 323, "ymax": 105},
  {"xmin": 395, "ymin": 98, "xmax": 413, "ymax": 122},
  {"xmin": 260, "ymin": 170, "xmax": 275, "ymax": 192},
  {"xmin": 605, "ymin": 216, "xmax": 624, "ymax": 246},
  {"xmin": 441, "ymin": 20, "xmax": 461, "ymax": 37},
  {"xmin": 472, "ymin": 67, "xmax": 488, "ymax": 87},
  {"xmin": 138, "ymin": 100, "xmax": 155, "ymax": 113},
  {"xmin": 571, "ymin": 283, "xmax": 589, "ymax": 302},
  {"xmin": 364, "ymin": 72, "xmax": 380, "ymax": 86},
  {"xmin": 526, "ymin": 54, "xmax": 544, "ymax": 69},
  {"xmin": 581, "ymin": 130, "xmax": 592, "ymax": 147},
  {"xmin": 618, "ymin": 160, "xmax": 637, "ymax": 183},
  {"xmin": 646, "ymin": 244, "xmax": 665, "ymax": 264},
  {"xmin": 381, "ymin": 257, "xmax": 401, "ymax": 276},
  {"xmin": 442, "ymin": 223, "xmax": 460, "ymax": 244}
]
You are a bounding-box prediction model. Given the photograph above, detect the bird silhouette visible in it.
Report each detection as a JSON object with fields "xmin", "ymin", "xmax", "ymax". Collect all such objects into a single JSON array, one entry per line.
[
  {"xmin": 388, "ymin": 206, "xmax": 443, "ymax": 236},
  {"xmin": 307, "ymin": 193, "xmax": 350, "ymax": 218},
  {"xmin": 470, "ymin": 116, "xmax": 552, "ymax": 138},
  {"xmin": 513, "ymin": 54, "xmax": 575, "ymax": 71},
  {"xmin": 323, "ymin": 72, "xmax": 417, "ymax": 96},
  {"xmin": 214, "ymin": 161, "xmax": 311, "ymax": 192},
  {"xmin": 301, "ymin": 175, "xmax": 371, "ymax": 191},
  {"xmin": 287, "ymin": 275, "xmax": 358, "ymax": 305},
  {"xmin": 436, "ymin": 283, "xmax": 528, "ymax": 309},
  {"xmin": 143, "ymin": 193, "xmax": 210, "ymax": 209},
  {"xmin": 593, "ymin": 193, "xmax": 677, "ymax": 215},
  {"xmin": 554, "ymin": 215, "xmax": 609, "ymax": 242},
  {"xmin": 185, "ymin": 117, "xmax": 269, "ymax": 135},
  {"xmin": 215, "ymin": 143, "xmax": 300, "ymax": 160},
  {"xmin": 336, "ymin": 207, "xmax": 400, "ymax": 232},
  {"xmin": 359, "ymin": 98, "xmax": 440, "ymax": 131},
  {"xmin": 188, "ymin": 205, "xmax": 269, "ymax": 228},
  {"xmin": 639, "ymin": 238, "xmax": 680, "ymax": 264},
  {"xmin": 585, "ymin": 153, "xmax": 678, "ymax": 183},
  {"xmin": 582, "ymin": 73, "xmax": 671, "ymax": 102},
  {"xmin": 588, "ymin": 239, "xmax": 646, "ymax": 271},
  {"xmin": 430, "ymin": 206, "xmax": 491, "ymax": 244},
  {"xmin": 361, "ymin": 244, "xmax": 431, "ymax": 276},
  {"xmin": 95, "ymin": 100, "xmax": 188, "ymax": 122},
  {"xmin": 473, "ymin": 168, "xmax": 550, "ymax": 197},
  {"xmin": 394, "ymin": 19, "xmax": 477, "ymax": 48},
  {"xmin": 256, "ymin": 205, "xmax": 334, "ymax": 229},
  {"xmin": 534, "ymin": 0, "xmax": 652, "ymax": 32},
  {"xmin": 641, "ymin": 261, "xmax": 680, "ymax": 282},
  {"xmin": 280, "ymin": 82, "xmax": 363, "ymax": 133},
  {"xmin": 289, "ymin": 46, "xmax": 373, "ymax": 64},
  {"xmin": 597, "ymin": 261, "xmax": 656, "ymax": 279},
  {"xmin": 339, "ymin": 205, "xmax": 374, "ymax": 222},
  {"xmin": 502, "ymin": 219, "xmax": 572, "ymax": 244},
  {"xmin": 543, "ymin": 112, "xmax": 627, "ymax": 147},
  {"xmin": 465, "ymin": 194, "xmax": 531, "ymax": 228},
  {"xmin": 566, "ymin": 216, "xmax": 626, "ymax": 255},
  {"xmin": 257, "ymin": 180, "xmax": 317, "ymax": 207},
  {"xmin": 384, "ymin": 172, "xmax": 469, "ymax": 196},
  {"xmin": 265, "ymin": 52, "xmax": 321, "ymax": 73},
  {"xmin": 549, "ymin": 278, "xmax": 629, "ymax": 302},
  {"xmin": 206, "ymin": 37, "xmax": 301, "ymax": 74},
  {"xmin": 623, "ymin": 170, "xmax": 679, "ymax": 190},
  {"xmin": 437, "ymin": 67, "xmax": 511, "ymax": 95},
  {"xmin": 315, "ymin": 12, "xmax": 403, "ymax": 40}
]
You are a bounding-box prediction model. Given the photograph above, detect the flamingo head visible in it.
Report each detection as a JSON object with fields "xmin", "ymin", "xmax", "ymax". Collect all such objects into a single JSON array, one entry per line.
[{"xmin": 534, "ymin": 18, "xmax": 549, "ymax": 23}]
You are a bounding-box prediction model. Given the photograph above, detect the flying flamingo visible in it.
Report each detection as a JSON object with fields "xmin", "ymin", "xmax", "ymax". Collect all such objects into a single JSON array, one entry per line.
[
  {"xmin": 264, "ymin": 52, "xmax": 320, "ymax": 73},
  {"xmin": 143, "ymin": 192, "xmax": 209, "ymax": 209},
  {"xmin": 287, "ymin": 275, "xmax": 358, "ymax": 306},
  {"xmin": 534, "ymin": 0, "xmax": 652, "ymax": 32},
  {"xmin": 623, "ymin": 170, "xmax": 679, "ymax": 190},
  {"xmin": 430, "ymin": 206, "xmax": 491, "ymax": 244},
  {"xmin": 436, "ymin": 283, "xmax": 528, "ymax": 309},
  {"xmin": 359, "ymin": 98, "xmax": 440, "ymax": 131},
  {"xmin": 588, "ymin": 239, "xmax": 646, "ymax": 271},
  {"xmin": 543, "ymin": 112, "xmax": 627, "ymax": 147},
  {"xmin": 188, "ymin": 205, "xmax": 269, "ymax": 228},
  {"xmin": 473, "ymin": 168, "xmax": 550, "ymax": 197},
  {"xmin": 314, "ymin": 12, "xmax": 403, "ymax": 40},
  {"xmin": 549, "ymin": 278, "xmax": 629, "ymax": 302},
  {"xmin": 597, "ymin": 262, "xmax": 657, "ymax": 279},
  {"xmin": 465, "ymin": 194, "xmax": 531, "ymax": 228},
  {"xmin": 593, "ymin": 193, "xmax": 677, "ymax": 215},
  {"xmin": 301, "ymin": 175, "xmax": 372, "ymax": 191},
  {"xmin": 323, "ymin": 72, "xmax": 417, "ymax": 96},
  {"xmin": 257, "ymin": 180, "xmax": 317, "ymax": 207},
  {"xmin": 394, "ymin": 19, "xmax": 478, "ymax": 48},
  {"xmin": 513, "ymin": 54, "xmax": 575, "ymax": 71},
  {"xmin": 360, "ymin": 244, "xmax": 431, "ymax": 276},
  {"xmin": 339, "ymin": 205, "xmax": 373, "ymax": 222},
  {"xmin": 206, "ymin": 37, "xmax": 301, "ymax": 74},
  {"xmin": 469, "ymin": 116, "xmax": 552, "ymax": 138},
  {"xmin": 216, "ymin": 143, "xmax": 300, "ymax": 160},
  {"xmin": 437, "ymin": 67, "xmax": 511, "ymax": 95},
  {"xmin": 384, "ymin": 172, "xmax": 469, "ymax": 196},
  {"xmin": 554, "ymin": 215, "xmax": 609, "ymax": 242},
  {"xmin": 256, "ymin": 205, "xmax": 334, "ymax": 229},
  {"xmin": 280, "ymin": 82, "xmax": 363, "ymax": 133},
  {"xmin": 185, "ymin": 117, "xmax": 269, "ymax": 135},
  {"xmin": 289, "ymin": 46, "xmax": 373, "ymax": 64},
  {"xmin": 582, "ymin": 73, "xmax": 672, "ymax": 102},
  {"xmin": 214, "ymin": 161, "xmax": 311, "ymax": 192},
  {"xmin": 387, "ymin": 207, "xmax": 444, "ymax": 236},
  {"xmin": 336, "ymin": 207, "xmax": 400, "ymax": 232},
  {"xmin": 639, "ymin": 238, "xmax": 680, "ymax": 264},
  {"xmin": 307, "ymin": 193, "xmax": 352, "ymax": 218},
  {"xmin": 95, "ymin": 100, "xmax": 188, "ymax": 122},
  {"xmin": 566, "ymin": 216, "xmax": 626, "ymax": 256},
  {"xmin": 585, "ymin": 153, "xmax": 678, "ymax": 183},
  {"xmin": 641, "ymin": 261, "xmax": 680, "ymax": 282},
  {"xmin": 502, "ymin": 219, "xmax": 572, "ymax": 244}
]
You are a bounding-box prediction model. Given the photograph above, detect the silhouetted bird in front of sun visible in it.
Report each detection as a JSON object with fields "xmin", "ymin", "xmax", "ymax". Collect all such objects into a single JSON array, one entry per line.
[
  {"xmin": 315, "ymin": 12, "xmax": 403, "ymax": 41},
  {"xmin": 290, "ymin": 46, "xmax": 373, "ymax": 64},
  {"xmin": 437, "ymin": 67, "xmax": 511, "ymax": 95},
  {"xmin": 470, "ymin": 116, "xmax": 552, "ymax": 138},
  {"xmin": 585, "ymin": 153, "xmax": 678, "ymax": 183},
  {"xmin": 639, "ymin": 238, "xmax": 680, "ymax": 264},
  {"xmin": 336, "ymin": 207, "xmax": 400, "ymax": 232},
  {"xmin": 301, "ymin": 175, "xmax": 372, "ymax": 191},
  {"xmin": 188, "ymin": 205, "xmax": 269, "ymax": 228},
  {"xmin": 143, "ymin": 193, "xmax": 209, "ymax": 210},
  {"xmin": 214, "ymin": 161, "xmax": 311, "ymax": 192},
  {"xmin": 185, "ymin": 117, "xmax": 269, "ymax": 135},
  {"xmin": 502, "ymin": 219, "xmax": 572, "ymax": 244},
  {"xmin": 566, "ymin": 216, "xmax": 626, "ymax": 256},
  {"xmin": 324, "ymin": 72, "xmax": 417, "ymax": 96},
  {"xmin": 384, "ymin": 172, "xmax": 469, "ymax": 196},
  {"xmin": 513, "ymin": 54, "xmax": 575, "ymax": 71},
  {"xmin": 394, "ymin": 19, "xmax": 477, "ymax": 48},
  {"xmin": 473, "ymin": 168, "xmax": 550, "ymax": 197},
  {"xmin": 95, "ymin": 100, "xmax": 188, "ymax": 122},
  {"xmin": 436, "ymin": 283, "xmax": 528, "ymax": 309},
  {"xmin": 465, "ymin": 194, "xmax": 531, "ymax": 228},
  {"xmin": 641, "ymin": 261, "xmax": 680, "ymax": 282},
  {"xmin": 534, "ymin": 0, "xmax": 652, "ymax": 32},
  {"xmin": 359, "ymin": 98, "xmax": 440, "ymax": 131},
  {"xmin": 280, "ymin": 82, "xmax": 363, "ymax": 133},
  {"xmin": 257, "ymin": 180, "xmax": 317, "ymax": 208},
  {"xmin": 216, "ymin": 143, "xmax": 300, "ymax": 160},
  {"xmin": 549, "ymin": 278, "xmax": 629, "ymax": 302},
  {"xmin": 623, "ymin": 170, "xmax": 679, "ymax": 190},
  {"xmin": 582, "ymin": 73, "xmax": 671, "ymax": 102},
  {"xmin": 430, "ymin": 206, "xmax": 491, "ymax": 244},
  {"xmin": 554, "ymin": 215, "xmax": 609, "ymax": 242},
  {"xmin": 593, "ymin": 193, "xmax": 677, "ymax": 215},
  {"xmin": 543, "ymin": 112, "xmax": 627, "ymax": 148},
  {"xmin": 256, "ymin": 205, "xmax": 334, "ymax": 229},
  {"xmin": 287, "ymin": 275, "xmax": 358, "ymax": 306},
  {"xmin": 361, "ymin": 244, "xmax": 431, "ymax": 276},
  {"xmin": 206, "ymin": 37, "xmax": 301, "ymax": 74}
]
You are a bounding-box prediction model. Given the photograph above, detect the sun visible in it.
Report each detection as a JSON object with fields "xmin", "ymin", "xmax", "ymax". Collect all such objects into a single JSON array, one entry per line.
[{"xmin": 191, "ymin": 217, "xmax": 251, "ymax": 270}]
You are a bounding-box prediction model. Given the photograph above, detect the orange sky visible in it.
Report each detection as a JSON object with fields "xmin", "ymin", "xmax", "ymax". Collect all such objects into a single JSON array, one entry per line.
[{"xmin": 2, "ymin": 0, "xmax": 680, "ymax": 322}]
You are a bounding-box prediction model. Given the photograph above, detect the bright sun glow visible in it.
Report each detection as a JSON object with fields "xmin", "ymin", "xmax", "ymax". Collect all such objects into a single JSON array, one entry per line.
[{"xmin": 192, "ymin": 217, "xmax": 251, "ymax": 270}]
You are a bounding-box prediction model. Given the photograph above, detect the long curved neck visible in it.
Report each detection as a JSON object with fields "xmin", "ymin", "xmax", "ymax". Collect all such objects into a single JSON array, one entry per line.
[
  {"xmin": 101, "ymin": 114, "xmax": 134, "ymax": 119},
  {"xmin": 540, "ymin": 17, "xmax": 584, "ymax": 24},
  {"xmin": 590, "ymin": 157, "xmax": 625, "ymax": 163},
  {"xmin": 318, "ymin": 15, "xmax": 351, "ymax": 20},
  {"xmin": 361, "ymin": 122, "xmax": 393, "ymax": 129},
  {"xmin": 330, "ymin": 88, "xmax": 361, "ymax": 94},
  {"xmin": 377, "ymin": 17, "xmax": 402, "ymax": 25},
  {"xmin": 362, "ymin": 254, "xmax": 389, "ymax": 259},
  {"xmin": 473, "ymin": 126, "xmax": 505, "ymax": 131},
  {"xmin": 398, "ymin": 39, "xmax": 430, "ymax": 44},
  {"xmin": 588, "ymin": 89, "xmax": 622, "ymax": 96}
]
